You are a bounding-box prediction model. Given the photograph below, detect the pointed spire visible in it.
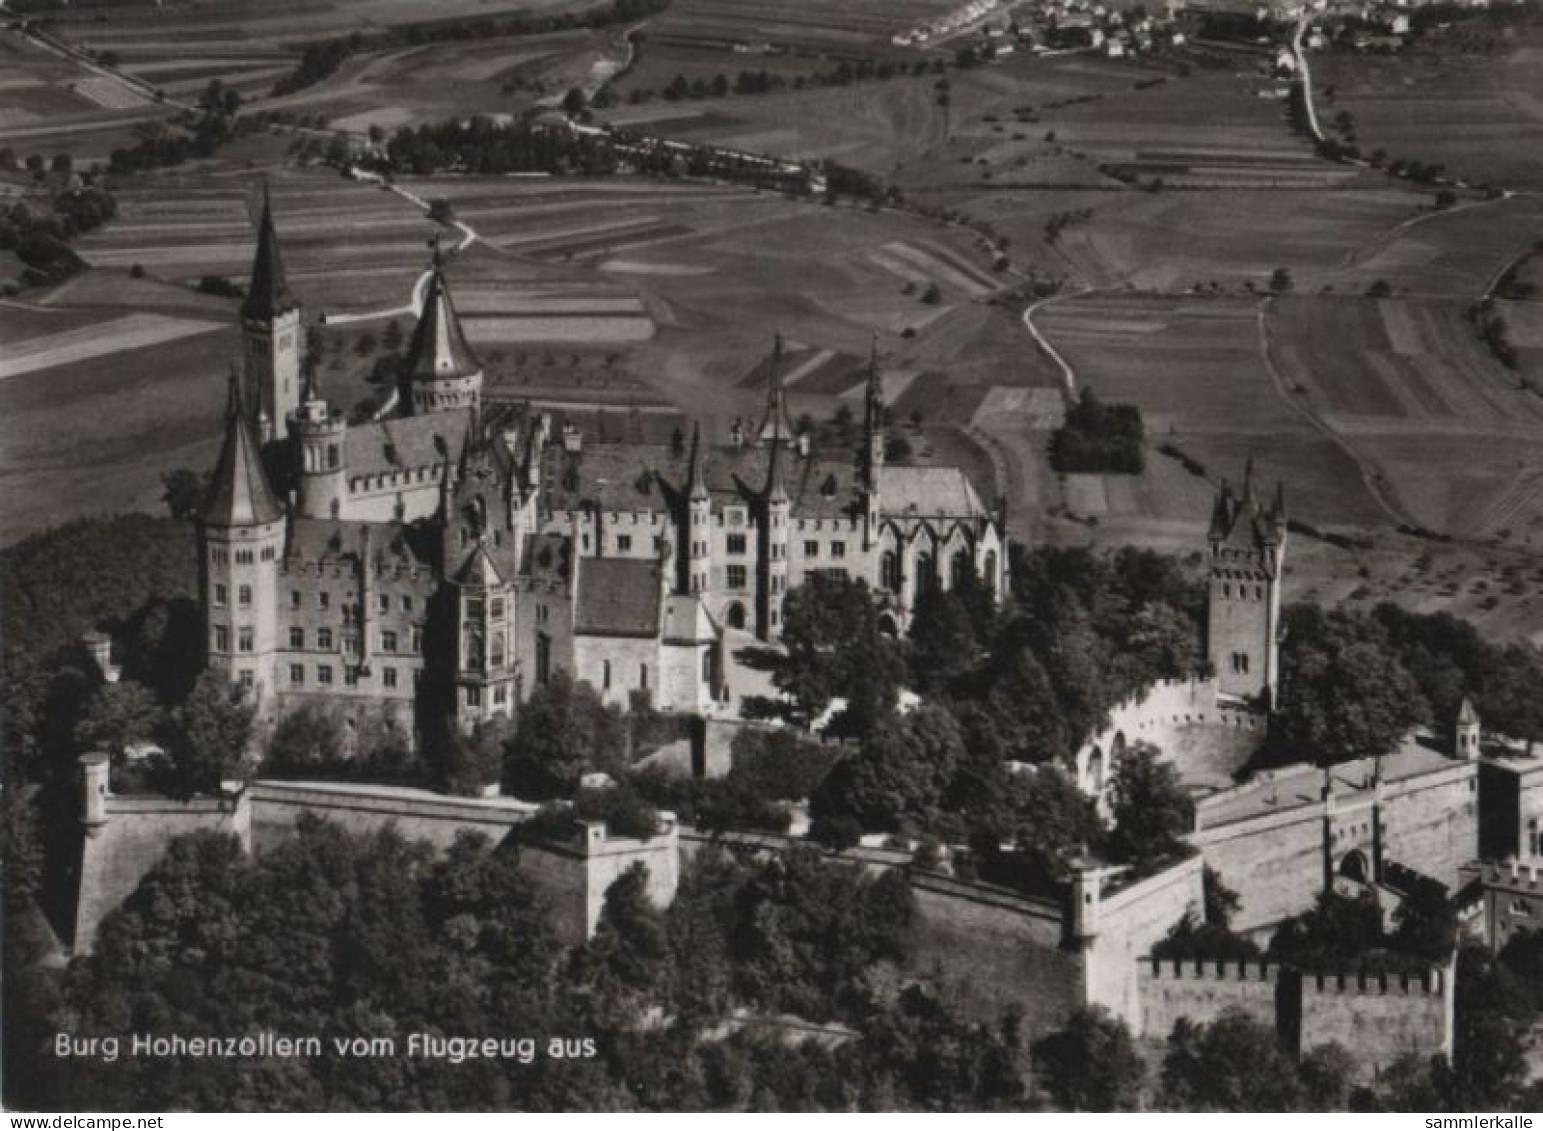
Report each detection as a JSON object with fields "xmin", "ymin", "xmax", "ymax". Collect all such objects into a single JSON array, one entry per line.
[
  {"xmin": 1239, "ymin": 457, "xmax": 1256, "ymax": 508},
  {"xmin": 1208, "ymin": 479, "xmax": 1234, "ymax": 541},
  {"xmin": 206, "ymin": 364, "xmax": 282, "ymax": 527},
  {"xmin": 759, "ymin": 332, "xmax": 794, "ymax": 444},
  {"xmin": 403, "ymin": 240, "xmax": 481, "ymax": 384},
  {"xmin": 242, "ymin": 182, "xmax": 297, "ymax": 322},
  {"xmin": 687, "ymin": 421, "xmax": 709, "ymax": 502},
  {"xmin": 865, "ymin": 333, "xmax": 884, "ymax": 426},
  {"xmin": 766, "ymin": 392, "xmax": 789, "ymax": 505},
  {"xmin": 1457, "ymin": 696, "xmax": 1479, "ymax": 726}
]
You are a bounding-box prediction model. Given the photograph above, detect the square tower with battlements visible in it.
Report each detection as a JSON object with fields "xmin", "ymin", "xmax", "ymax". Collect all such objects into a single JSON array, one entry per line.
[{"xmin": 1205, "ymin": 463, "xmax": 1287, "ymax": 707}]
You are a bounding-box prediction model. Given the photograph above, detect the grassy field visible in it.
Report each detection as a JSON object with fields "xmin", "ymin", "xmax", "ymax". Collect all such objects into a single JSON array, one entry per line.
[
  {"xmin": 1314, "ymin": 29, "xmax": 1543, "ymax": 193},
  {"xmin": 0, "ymin": 29, "xmax": 176, "ymax": 164}
]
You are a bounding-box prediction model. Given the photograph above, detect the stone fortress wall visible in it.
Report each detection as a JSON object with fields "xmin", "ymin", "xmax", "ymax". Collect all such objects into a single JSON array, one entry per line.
[
  {"xmin": 1136, "ymin": 957, "xmax": 1453, "ymax": 1081},
  {"xmin": 1075, "ymin": 678, "xmax": 1264, "ymax": 800},
  {"xmin": 73, "ymin": 758, "xmax": 672, "ymax": 952}
]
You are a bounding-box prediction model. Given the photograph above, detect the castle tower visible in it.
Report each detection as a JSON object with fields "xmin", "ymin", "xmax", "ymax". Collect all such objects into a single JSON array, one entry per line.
[
  {"xmin": 201, "ymin": 368, "xmax": 286, "ymax": 710},
  {"xmin": 290, "ymin": 369, "xmax": 347, "ymax": 520},
  {"xmin": 862, "ymin": 335, "xmax": 884, "ymax": 546},
  {"xmin": 402, "ymin": 240, "xmax": 483, "ymax": 417},
  {"xmin": 681, "ymin": 421, "xmax": 712, "ymax": 597},
  {"xmin": 443, "ymin": 416, "xmax": 520, "ymax": 730},
  {"xmin": 241, "ymin": 184, "xmax": 302, "ymax": 443},
  {"xmin": 1205, "ymin": 462, "xmax": 1287, "ymax": 706},
  {"xmin": 1455, "ymin": 697, "xmax": 1481, "ymax": 761},
  {"xmin": 758, "ymin": 376, "xmax": 791, "ymax": 641}
]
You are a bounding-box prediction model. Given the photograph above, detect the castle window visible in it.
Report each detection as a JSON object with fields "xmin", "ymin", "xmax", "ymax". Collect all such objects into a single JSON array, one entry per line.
[
  {"xmin": 831, "ymin": 541, "xmax": 846, "ymax": 559},
  {"xmin": 382, "ymin": 630, "xmax": 398, "ymax": 653},
  {"xmin": 238, "ymin": 584, "xmax": 252, "ymax": 607},
  {"xmin": 401, "ymin": 595, "xmax": 414, "ymax": 613},
  {"xmin": 770, "ymin": 609, "xmax": 779, "ymax": 628},
  {"xmin": 214, "ymin": 625, "xmax": 229, "ymax": 652},
  {"xmin": 536, "ymin": 605, "xmax": 549, "ymax": 625},
  {"xmin": 491, "ymin": 633, "xmax": 506, "ymax": 669},
  {"xmin": 319, "ymin": 592, "xmax": 331, "ymax": 610},
  {"xmin": 236, "ymin": 549, "xmax": 254, "ymax": 565},
  {"xmin": 318, "ymin": 628, "xmax": 334, "ymax": 649},
  {"xmin": 535, "ymin": 632, "xmax": 551, "ymax": 685},
  {"xmin": 882, "ymin": 552, "xmax": 900, "ymax": 593},
  {"xmin": 261, "ymin": 547, "xmax": 276, "ymax": 562},
  {"xmin": 383, "ymin": 667, "xmax": 398, "ymax": 689},
  {"xmin": 617, "ymin": 534, "xmax": 633, "ymax": 553},
  {"xmin": 412, "ymin": 628, "xmax": 423, "ymax": 651},
  {"xmin": 290, "ymin": 665, "xmax": 304, "ymax": 685},
  {"xmin": 727, "ymin": 534, "xmax": 747, "ymax": 555},
  {"xmin": 602, "ymin": 660, "xmax": 612, "ymax": 691},
  {"xmin": 343, "ymin": 634, "xmax": 360, "ymax": 657},
  {"xmin": 342, "ymin": 605, "xmax": 357, "ymax": 626},
  {"xmin": 639, "ymin": 663, "xmax": 649, "ymax": 691},
  {"xmin": 238, "ymin": 628, "xmax": 254, "ymax": 653},
  {"xmin": 1530, "ymin": 820, "xmax": 1539, "ymax": 857},
  {"xmin": 344, "ymin": 667, "xmax": 359, "ymax": 687},
  {"xmin": 290, "ymin": 628, "xmax": 304, "ymax": 648},
  {"xmin": 466, "ymin": 632, "xmax": 484, "ymax": 672},
  {"xmin": 466, "ymin": 598, "xmax": 484, "ymax": 620},
  {"xmin": 464, "ymin": 686, "xmax": 481, "ymax": 708},
  {"xmin": 214, "ymin": 584, "xmax": 228, "ymax": 608},
  {"xmin": 494, "ymin": 684, "xmax": 507, "ymax": 706},
  {"xmin": 491, "ymin": 598, "xmax": 505, "ymax": 620},
  {"xmin": 327, "ymin": 444, "xmax": 340, "ymax": 470},
  {"xmin": 238, "ymin": 670, "xmax": 254, "ymax": 690},
  {"xmin": 291, "ymin": 590, "xmax": 302, "ymax": 610},
  {"xmin": 1230, "ymin": 652, "xmax": 1250, "ymax": 674},
  {"xmin": 804, "ymin": 541, "xmax": 819, "ymax": 557},
  {"xmin": 1222, "ymin": 583, "xmax": 1231, "ymax": 600},
  {"xmin": 318, "ymin": 665, "xmax": 333, "ymax": 685},
  {"xmin": 727, "ymin": 564, "xmax": 747, "ymax": 590},
  {"xmin": 378, "ymin": 594, "xmax": 390, "ymax": 613}
]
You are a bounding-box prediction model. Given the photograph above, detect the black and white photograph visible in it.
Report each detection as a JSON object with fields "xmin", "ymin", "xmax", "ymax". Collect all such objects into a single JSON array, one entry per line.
[{"xmin": 2, "ymin": 0, "xmax": 1542, "ymax": 1116}]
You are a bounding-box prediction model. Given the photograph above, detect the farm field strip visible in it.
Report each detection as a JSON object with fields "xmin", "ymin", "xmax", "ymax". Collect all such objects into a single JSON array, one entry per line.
[
  {"xmin": 462, "ymin": 315, "xmax": 654, "ymax": 343},
  {"xmin": 0, "ymin": 313, "xmax": 223, "ymax": 380}
]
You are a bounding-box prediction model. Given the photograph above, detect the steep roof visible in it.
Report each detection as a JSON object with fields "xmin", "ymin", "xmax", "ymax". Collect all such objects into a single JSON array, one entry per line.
[
  {"xmin": 575, "ymin": 558, "xmax": 661, "ymax": 637},
  {"xmin": 538, "ymin": 440, "xmax": 863, "ymax": 521},
  {"xmin": 205, "ymin": 373, "xmax": 282, "ymax": 527},
  {"xmin": 876, "ymin": 465, "xmax": 989, "ymax": 520},
  {"xmin": 453, "ymin": 542, "xmax": 505, "ymax": 588},
  {"xmin": 286, "ymin": 517, "xmax": 435, "ymax": 570},
  {"xmin": 241, "ymin": 185, "xmax": 297, "ymax": 322},
  {"xmin": 1457, "ymin": 697, "xmax": 1479, "ymax": 726},
  {"xmin": 402, "ymin": 264, "xmax": 480, "ymax": 384},
  {"xmin": 662, "ymin": 594, "xmax": 717, "ymax": 644},
  {"xmin": 344, "ymin": 409, "xmax": 473, "ymax": 478}
]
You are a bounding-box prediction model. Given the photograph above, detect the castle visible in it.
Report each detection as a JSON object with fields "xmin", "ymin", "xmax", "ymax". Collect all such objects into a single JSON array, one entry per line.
[
  {"xmin": 201, "ymin": 190, "xmax": 1007, "ymax": 734},
  {"xmin": 1076, "ymin": 471, "xmax": 1485, "ymax": 937}
]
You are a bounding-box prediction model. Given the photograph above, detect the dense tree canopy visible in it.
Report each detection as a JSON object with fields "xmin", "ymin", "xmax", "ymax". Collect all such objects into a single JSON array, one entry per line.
[{"xmin": 1269, "ymin": 606, "xmax": 1429, "ymax": 763}]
